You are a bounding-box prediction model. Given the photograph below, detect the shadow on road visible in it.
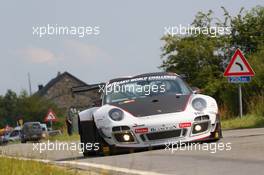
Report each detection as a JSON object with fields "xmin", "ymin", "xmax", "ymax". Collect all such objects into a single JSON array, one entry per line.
[{"xmin": 56, "ymin": 146, "xmax": 165, "ymax": 161}]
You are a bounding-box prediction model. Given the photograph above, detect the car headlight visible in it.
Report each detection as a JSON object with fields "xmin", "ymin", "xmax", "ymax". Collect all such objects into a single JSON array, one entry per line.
[
  {"xmin": 192, "ymin": 98, "xmax": 207, "ymax": 111},
  {"xmin": 109, "ymin": 108, "xmax": 124, "ymax": 121}
]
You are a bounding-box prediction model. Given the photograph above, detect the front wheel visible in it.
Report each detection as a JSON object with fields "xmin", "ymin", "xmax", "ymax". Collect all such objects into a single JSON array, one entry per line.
[
  {"xmin": 207, "ymin": 120, "xmax": 223, "ymax": 142},
  {"xmin": 78, "ymin": 117, "xmax": 111, "ymax": 156}
]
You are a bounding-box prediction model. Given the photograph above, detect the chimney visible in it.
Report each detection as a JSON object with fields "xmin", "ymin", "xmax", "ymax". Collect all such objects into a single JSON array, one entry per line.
[{"xmin": 38, "ymin": 84, "xmax": 43, "ymax": 91}]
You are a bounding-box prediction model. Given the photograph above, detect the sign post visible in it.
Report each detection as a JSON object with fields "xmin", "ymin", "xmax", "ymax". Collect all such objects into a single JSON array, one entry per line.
[
  {"xmin": 238, "ymin": 84, "xmax": 243, "ymax": 118},
  {"xmin": 44, "ymin": 109, "xmax": 58, "ymax": 130},
  {"xmin": 224, "ymin": 49, "xmax": 255, "ymax": 118}
]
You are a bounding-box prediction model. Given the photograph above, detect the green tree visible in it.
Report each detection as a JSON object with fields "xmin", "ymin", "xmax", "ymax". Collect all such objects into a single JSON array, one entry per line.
[
  {"xmin": 161, "ymin": 6, "xmax": 264, "ymax": 117},
  {"xmin": 226, "ymin": 6, "xmax": 264, "ymax": 53},
  {"xmin": 0, "ymin": 90, "xmax": 19, "ymax": 126},
  {"xmin": 0, "ymin": 90, "xmax": 64, "ymax": 128}
]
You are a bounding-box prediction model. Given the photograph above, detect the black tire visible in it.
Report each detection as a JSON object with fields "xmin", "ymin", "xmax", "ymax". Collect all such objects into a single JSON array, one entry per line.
[
  {"xmin": 78, "ymin": 116, "xmax": 108, "ymax": 157},
  {"xmin": 206, "ymin": 121, "xmax": 223, "ymax": 142}
]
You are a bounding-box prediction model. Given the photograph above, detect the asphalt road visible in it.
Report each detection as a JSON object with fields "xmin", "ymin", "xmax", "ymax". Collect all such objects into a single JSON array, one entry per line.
[{"xmin": 1, "ymin": 128, "xmax": 264, "ymax": 175}]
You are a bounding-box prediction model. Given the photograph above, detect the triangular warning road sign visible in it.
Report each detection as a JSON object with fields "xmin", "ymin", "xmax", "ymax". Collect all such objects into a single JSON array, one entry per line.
[
  {"xmin": 224, "ymin": 49, "xmax": 255, "ymax": 77},
  {"xmin": 44, "ymin": 109, "xmax": 58, "ymax": 122}
]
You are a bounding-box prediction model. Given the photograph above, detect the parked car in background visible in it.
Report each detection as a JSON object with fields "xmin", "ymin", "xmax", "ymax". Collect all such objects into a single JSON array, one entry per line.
[
  {"xmin": 6, "ymin": 127, "xmax": 21, "ymax": 142},
  {"xmin": 21, "ymin": 122, "xmax": 43, "ymax": 143},
  {"xmin": 0, "ymin": 128, "xmax": 10, "ymax": 145},
  {"xmin": 0, "ymin": 133, "xmax": 9, "ymax": 145}
]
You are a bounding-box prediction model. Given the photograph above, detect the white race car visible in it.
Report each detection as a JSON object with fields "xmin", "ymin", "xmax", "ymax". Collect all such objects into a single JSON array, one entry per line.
[{"xmin": 77, "ymin": 72, "xmax": 222, "ymax": 156}]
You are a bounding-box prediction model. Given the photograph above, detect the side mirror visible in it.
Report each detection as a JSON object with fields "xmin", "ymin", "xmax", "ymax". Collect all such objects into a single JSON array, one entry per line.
[{"xmin": 191, "ymin": 87, "xmax": 201, "ymax": 94}]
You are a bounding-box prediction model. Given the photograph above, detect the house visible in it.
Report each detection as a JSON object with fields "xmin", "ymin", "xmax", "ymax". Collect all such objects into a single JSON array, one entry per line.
[{"xmin": 37, "ymin": 71, "xmax": 101, "ymax": 112}]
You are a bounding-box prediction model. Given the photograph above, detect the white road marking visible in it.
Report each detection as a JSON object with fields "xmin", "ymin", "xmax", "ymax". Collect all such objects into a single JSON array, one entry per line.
[
  {"xmin": 58, "ymin": 160, "xmax": 168, "ymax": 175},
  {"xmin": 0, "ymin": 155, "xmax": 168, "ymax": 175}
]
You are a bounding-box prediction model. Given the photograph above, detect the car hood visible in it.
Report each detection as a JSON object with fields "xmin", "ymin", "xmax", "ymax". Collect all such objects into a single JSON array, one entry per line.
[{"xmin": 110, "ymin": 94, "xmax": 190, "ymax": 117}]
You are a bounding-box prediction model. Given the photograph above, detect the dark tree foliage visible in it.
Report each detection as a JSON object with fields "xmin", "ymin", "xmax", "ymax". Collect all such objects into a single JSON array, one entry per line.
[{"xmin": 0, "ymin": 90, "xmax": 64, "ymax": 128}]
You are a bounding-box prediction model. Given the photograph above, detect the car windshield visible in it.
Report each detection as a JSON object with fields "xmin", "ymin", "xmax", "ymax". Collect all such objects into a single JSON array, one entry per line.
[
  {"xmin": 32, "ymin": 123, "xmax": 41, "ymax": 129},
  {"xmin": 104, "ymin": 75, "xmax": 191, "ymax": 104},
  {"xmin": 25, "ymin": 123, "xmax": 41, "ymax": 130}
]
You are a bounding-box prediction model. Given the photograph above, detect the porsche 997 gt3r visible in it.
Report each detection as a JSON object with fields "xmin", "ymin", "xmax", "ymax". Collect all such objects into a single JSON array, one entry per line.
[{"xmin": 77, "ymin": 72, "xmax": 222, "ymax": 156}]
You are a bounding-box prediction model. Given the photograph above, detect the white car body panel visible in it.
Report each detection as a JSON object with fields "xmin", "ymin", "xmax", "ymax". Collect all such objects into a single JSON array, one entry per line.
[
  {"xmin": 79, "ymin": 107, "xmax": 100, "ymax": 122},
  {"xmin": 79, "ymin": 93, "xmax": 219, "ymax": 148}
]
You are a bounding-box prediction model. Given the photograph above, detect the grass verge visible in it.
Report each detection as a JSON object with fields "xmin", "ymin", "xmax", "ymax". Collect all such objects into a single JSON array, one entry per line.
[
  {"xmin": 47, "ymin": 132, "xmax": 80, "ymax": 142},
  {"xmin": 0, "ymin": 156, "xmax": 81, "ymax": 175},
  {"xmin": 222, "ymin": 114, "xmax": 264, "ymax": 130}
]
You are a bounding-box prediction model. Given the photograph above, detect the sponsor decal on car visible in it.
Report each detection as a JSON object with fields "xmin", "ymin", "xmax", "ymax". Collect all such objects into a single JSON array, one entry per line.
[
  {"xmin": 150, "ymin": 125, "xmax": 178, "ymax": 132},
  {"xmin": 179, "ymin": 122, "xmax": 192, "ymax": 128},
  {"xmin": 135, "ymin": 127, "xmax": 149, "ymax": 133},
  {"xmin": 194, "ymin": 111, "xmax": 205, "ymax": 115},
  {"xmin": 132, "ymin": 124, "xmax": 145, "ymax": 128}
]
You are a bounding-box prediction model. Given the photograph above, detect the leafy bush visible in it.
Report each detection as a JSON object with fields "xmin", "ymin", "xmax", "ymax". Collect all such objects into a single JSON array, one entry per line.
[
  {"xmin": 247, "ymin": 94, "xmax": 264, "ymax": 117},
  {"xmin": 222, "ymin": 114, "xmax": 264, "ymax": 129}
]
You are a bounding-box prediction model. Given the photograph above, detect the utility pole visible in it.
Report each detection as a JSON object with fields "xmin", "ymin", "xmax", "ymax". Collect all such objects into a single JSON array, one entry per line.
[{"xmin": 28, "ymin": 72, "xmax": 32, "ymax": 96}]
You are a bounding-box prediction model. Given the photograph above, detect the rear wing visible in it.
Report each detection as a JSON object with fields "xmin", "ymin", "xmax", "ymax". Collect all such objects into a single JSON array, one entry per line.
[
  {"xmin": 71, "ymin": 83, "xmax": 105, "ymax": 107},
  {"xmin": 71, "ymin": 83, "xmax": 105, "ymax": 96}
]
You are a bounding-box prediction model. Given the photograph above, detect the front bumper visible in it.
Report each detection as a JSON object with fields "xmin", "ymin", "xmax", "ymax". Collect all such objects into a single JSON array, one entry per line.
[
  {"xmin": 102, "ymin": 113, "xmax": 218, "ymax": 148},
  {"xmin": 24, "ymin": 134, "xmax": 42, "ymax": 140}
]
